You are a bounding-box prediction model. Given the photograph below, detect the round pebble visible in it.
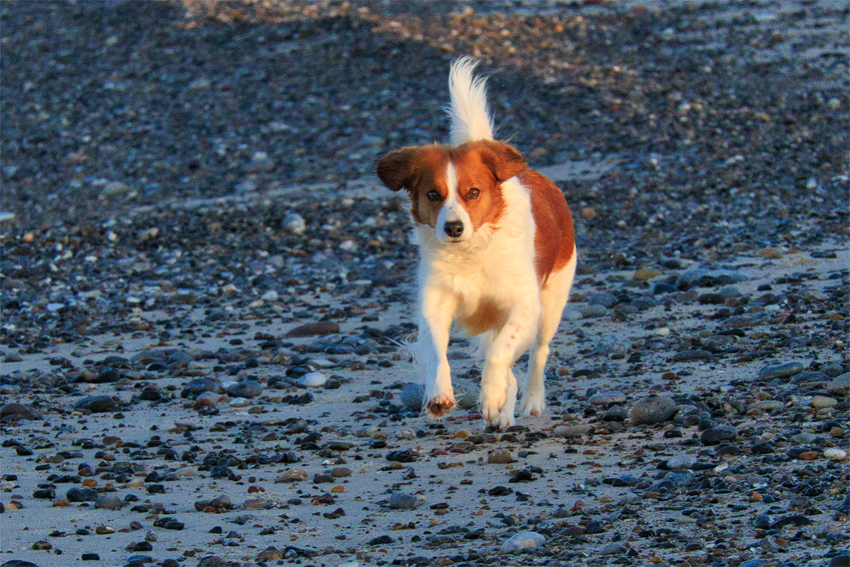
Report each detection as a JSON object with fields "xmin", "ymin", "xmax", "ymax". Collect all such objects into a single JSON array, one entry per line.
[
  {"xmin": 297, "ymin": 372, "xmax": 328, "ymax": 388},
  {"xmin": 827, "ymin": 373, "xmax": 850, "ymax": 396},
  {"xmin": 553, "ymin": 424, "xmax": 592, "ymax": 438},
  {"xmin": 700, "ymin": 424, "xmax": 738, "ymax": 445},
  {"xmin": 226, "ymin": 380, "xmax": 262, "ymax": 399},
  {"xmin": 630, "ymin": 395, "xmax": 678, "ymax": 425},
  {"xmin": 588, "ymin": 390, "xmax": 627, "ymax": 406},
  {"xmin": 94, "ymin": 494, "xmax": 123, "ymax": 510},
  {"xmin": 400, "ymin": 383, "xmax": 424, "ymax": 411},
  {"xmin": 388, "ymin": 492, "xmax": 416, "ymax": 510}
]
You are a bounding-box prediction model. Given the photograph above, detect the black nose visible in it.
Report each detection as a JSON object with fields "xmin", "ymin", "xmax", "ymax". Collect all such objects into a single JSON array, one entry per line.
[{"xmin": 443, "ymin": 221, "xmax": 464, "ymax": 238}]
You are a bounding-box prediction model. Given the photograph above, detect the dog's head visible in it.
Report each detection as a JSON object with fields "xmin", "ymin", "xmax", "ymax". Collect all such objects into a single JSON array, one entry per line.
[{"xmin": 376, "ymin": 140, "xmax": 526, "ymax": 244}]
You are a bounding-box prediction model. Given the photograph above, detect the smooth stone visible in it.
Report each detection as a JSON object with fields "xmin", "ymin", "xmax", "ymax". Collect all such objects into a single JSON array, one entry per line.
[
  {"xmin": 400, "ymin": 383, "xmax": 424, "ymax": 411},
  {"xmin": 748, "ymin": 400, "xmax": 785, "ymax": 412},
  {"xmin": 602, "ymin": 405, "xmax": 628, "ymax": 422},
  {"xmin": 297, "ymin": 372, "xmax": 328, "ymax": 388},
  {"xmin": 811, "ymin": 395, "xmax": 837, "ymax": 409},
  {"xmin": 758, "ymin": 361, "xmax": 804, "ymax": 381},
  {"xmin": 278, "ymin": 469, "xmax": 308, "ymax": 482},
  {"xmin": 488, "ymin": 450, "xmax": 513, "ymax": 464},
  {"xmin": 94, "ymin": 494, "xmax": 123, "ymax": 510},
  {"xmin": 700, "ymin": 424, "xmax": 738, "ymax": 445},
  {"xmin": 455, "ymin": 390, "xmax": 477, "ymax": 410},
  {"xmin": 0, "ymin": 403, "xmax": 38, "ymax": 422},
  {"xmin": 671, "ymin": 349, "xmax": 712, "ymax": 362},
  {"xmin": 193, "ymin": 392, "xmax": 218, "ymax": 409},
  {"xmin": 675, "ymin": 267, "xmax": 741, "ymax": 290},
  {"xmin": 553, "ymin": 424, "xmax": 592, "ymax": 438},
  {"xmin": 593, "ymin": 336, "xmax": 631, "ymax": 357},
  {"xmin": 226, "ymin": 380, "xmax": 262, "ymax": 399},
  {"xmin": 666, "ymin": 455, "xmax": 697, "ymax": 469},
  {"xmin": 499, "ymin": 531, "xmax": 546, "ymax": 553},
  {"xmin": 589, "ymin": 390, "xmax": 627, "ymax": 406},
  {"xmin": 242, "ymin": 498, "xmax": 271, "ymax": 510},
  {"xmin": 588, "ymin": 292, "xmax": 618, "ymax": 308},
  {"xmin": 827, "ymin": 373, "xmax": 850, "ymax": 396},
  {"xmin": 66, "ymin": 487, "xmax": 99, "ymax": 502},
  {"xmin": 282, "ymin": 212, "xmax": 306, "ymax": 235},
  {"xmin": 630, "ymin": 396, "xmax": 678, "ymax": 425},
  {"xmin": 791, "ymin": 432, "xmax": 817, "ymax": 445},
  {"xmin": 824, "ymin": 448, "xmax": 847, "ymax": 461},
  {"xmin": 562, "ymin": 308, "xmax": 583, "ymax": 320},
  {"xmin": 634, "ymin": 267, "xmax": 662, "ymax": 281},
  {"xmin": 181, "ymin": 378, "xmax": 219, "ymax": 399},
  {"xmin": 73, "ymin": 395, "xmax": 117, "ymax": 413},
  {"xmin": 827, "ymin": 555, "xmax": 850, "ymax": 567},
  {"xmin": 388, "ymin": 492, "xmax": 416, "ymax": 510},
  {"xmin": 578, "ymin": 304, "xmax": 607, "ymax": 318},
  {"xmin": 652, "ymin": 281, "xmax": 678, "ymax": 295}
]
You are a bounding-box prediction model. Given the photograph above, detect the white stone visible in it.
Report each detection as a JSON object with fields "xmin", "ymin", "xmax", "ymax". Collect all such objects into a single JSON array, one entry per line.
[
  {"xmin": 824, "ymin": 448, "xmax": 847, "ymax": 461},
  {"xmin": 283, "ymin": 212, "xmax": 306, "ymax": 235},
  {"xmin": 261, "ymin": 290, "xmax": 279, "ymax": 302},
  {"xmin": 298, "ymin": 372, "xmax": 328, "ymax": 388},
  {"xmin": 500, "ymin": 531, "xmax": 546, "ymax": 553}
]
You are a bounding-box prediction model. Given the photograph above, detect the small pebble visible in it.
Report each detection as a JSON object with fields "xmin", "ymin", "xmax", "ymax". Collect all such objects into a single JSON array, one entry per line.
[
  {"xmin": 400, "ymin": 383, "xmax": 424, "ymax": 411},
  {"xmin": 94, "ymin": 494, "xmax": 123, "ymax": 510},
  {"xmin": 488, "ymin": 450, "xmax": 513, "ymax": 464},
  {"xmin": 387, "ymin": 492, "xmax": 416, "ymax": 510},
  {"xmin": 758, "ymin": 361, "xmax": 804, "ymax": 381},
  {"xmin": 226, "ymin": 380, "xmax": 262, "ymax": 399},
  {"xmin": 666, "ymin": 454, "xmax": 697, "ymax": 469},
  {"xmin": 553, "ymin": 424, "xmax": 592, "ymax": 438},
  {"xmin": 73, "ymin": 395, "xmax": 118, "ymax": 413},
  {"xmin": 278, "ymin": 469, "xmax": 308, "ymax": 482},
  {"xmin": 588, "ymin": 390, "xmax": 627, "ymax": 406},
  {"xmin": 827, "ymin": 373, "xmax": 850, "ymax": 396},
  {"xmin": 700, "ymin": 424, "xmax": 738, "ymax": 445}
]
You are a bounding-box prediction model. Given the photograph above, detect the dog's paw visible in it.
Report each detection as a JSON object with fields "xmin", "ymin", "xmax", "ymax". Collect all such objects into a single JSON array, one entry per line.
[
  {"xmin": 426, "ymin": 394, "xmax": 455, "ymax": 418},
  {"xmin": 494, "ymin": 406, "xmax": 515, "ymax": 429},
  {"xmin": 480, "ymin": 391, "xmax": 508, "ymax": 427},
  {"xmin": 521, "ymin": 396, "xmax": 545, "ymax": 418},
  {"xmin": 522, "ymin": 392, "xmax": 546, "ymax": 417}
]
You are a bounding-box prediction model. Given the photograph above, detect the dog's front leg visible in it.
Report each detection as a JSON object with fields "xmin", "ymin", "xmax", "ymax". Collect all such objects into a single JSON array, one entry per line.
[
  {"xmin": 419, "ymin": 286, "xmax": 458, "ymax": 418},
  {"xmin": 479, "ymin": 301, "xmax": 539, "ymax": 428}
]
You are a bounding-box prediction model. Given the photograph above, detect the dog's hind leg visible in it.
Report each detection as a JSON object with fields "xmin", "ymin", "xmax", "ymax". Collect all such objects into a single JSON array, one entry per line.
[{"xmin": 522, "ymin": 250, "xmax": 577, "ymax": 417}]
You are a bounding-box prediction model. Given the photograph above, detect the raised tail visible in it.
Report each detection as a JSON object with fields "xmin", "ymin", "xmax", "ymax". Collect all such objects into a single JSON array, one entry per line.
[{"xmin": 447, "ymin": 57, "xmax": 495, "ymax": 145}]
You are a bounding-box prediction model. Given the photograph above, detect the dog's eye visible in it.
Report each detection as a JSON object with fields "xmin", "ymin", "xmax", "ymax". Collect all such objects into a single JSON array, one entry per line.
[
  {"xmin": 466, "ymin": 188, "xmax": 480, "ymax": 200},
  {"xmin": 426, "ymin": 190, "xmax": 443, "ymax": 202}
]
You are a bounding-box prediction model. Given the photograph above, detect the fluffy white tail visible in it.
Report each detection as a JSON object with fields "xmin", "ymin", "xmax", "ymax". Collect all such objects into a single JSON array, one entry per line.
[{"xmin": 448, "ymin": 57, "xmax": 495, "ymax": 145}]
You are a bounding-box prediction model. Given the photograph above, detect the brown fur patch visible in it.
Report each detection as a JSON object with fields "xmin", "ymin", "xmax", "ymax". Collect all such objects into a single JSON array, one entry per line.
[
  {"xmin": 458, "ymin": 297, "xmax": 509, "ymax": 336},
  {"xmin": 521, "ymin": 169, "xmax": 575, "ymax": 284}
]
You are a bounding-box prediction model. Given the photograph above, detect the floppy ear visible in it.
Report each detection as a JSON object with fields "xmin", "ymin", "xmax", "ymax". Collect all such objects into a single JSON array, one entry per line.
[
  {"xmin": 480, "ymin": 141, "xmax": 527, "ymax": 182},
  {"xmin": 376, "ymin": 148, "xmax": 421, "ymax": 192}
]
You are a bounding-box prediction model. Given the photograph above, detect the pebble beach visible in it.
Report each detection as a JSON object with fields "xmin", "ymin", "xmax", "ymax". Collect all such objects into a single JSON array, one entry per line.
[{"xmin": 1, "ymin": 1, "xmax": 848, "ymax": 566}]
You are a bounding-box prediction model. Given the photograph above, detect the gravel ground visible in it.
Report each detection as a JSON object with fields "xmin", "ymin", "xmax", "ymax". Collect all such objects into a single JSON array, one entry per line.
[{"xmin": 1, "ymin": 1, "xmax": 849, "ymax": 567}]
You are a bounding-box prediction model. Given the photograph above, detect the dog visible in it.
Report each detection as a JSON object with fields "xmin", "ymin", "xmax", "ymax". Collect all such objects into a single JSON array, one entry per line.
[{"xmin": 376, "ymin": 57, "xmax": 576, "ymax": 428}]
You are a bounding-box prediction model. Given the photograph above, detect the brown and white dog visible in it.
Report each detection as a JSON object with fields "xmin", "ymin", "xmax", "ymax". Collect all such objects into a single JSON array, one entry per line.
[{"xmin": 377, "ymin": 58, "xmax": 576, "ymax": 428}]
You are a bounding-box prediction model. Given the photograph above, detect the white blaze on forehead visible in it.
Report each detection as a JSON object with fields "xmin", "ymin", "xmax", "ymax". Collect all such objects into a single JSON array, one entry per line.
[
  {"xmin": 436, "ymin": 160, "xmax": 473, "ymax": 242},
  {"xmin": 440, "ymin": 161, "xmax": 459, "ymax": 220},
  {"xmin": 445, "ymin": 161, "xmax": 458, "ymax": 204}
]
